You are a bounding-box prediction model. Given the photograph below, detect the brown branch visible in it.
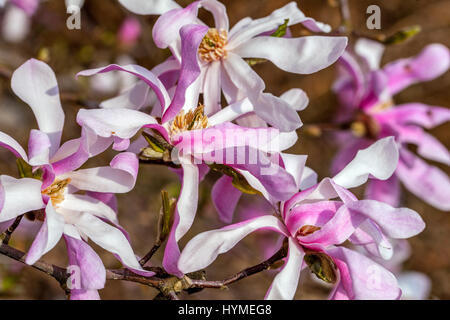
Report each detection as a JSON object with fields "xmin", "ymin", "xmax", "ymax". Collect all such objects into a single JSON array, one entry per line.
[
  {"xmin": 139, "ymin": 242, "xmax": 162, "ymax": 267},
  {"xmin": 189, "ymin": 245, "xmax": 288, "ymax": 290},
  {"xmin": 0, "ymin": 243, "xmax": 68, "ymax": 286},
  {"xmin": 0, "ymin": 240, "xmax": 288, "ymax": 299},
  {"xmin": 1, "ymin": 215, "xmax": 24, "ymax": 245}
]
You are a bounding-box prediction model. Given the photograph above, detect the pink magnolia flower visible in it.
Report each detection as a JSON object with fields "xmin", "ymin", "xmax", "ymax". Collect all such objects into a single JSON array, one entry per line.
[
  {"xmin": 178, "ymin": 137, "xmax": 426, "ymax": 299},
  {"xmin": 74, "ymin": 24, "xmax": 308, "ymax": 277},
  {"xmin": 332, "ymin": 39, "xmax": 450, "ymax": 211},
  {"xmin": 152, "ymin": 0, "xmax": 347, "ymax": 131},
  {"xmin": 0, "ymin": 59, "xmax": 152, "ymax": 299}
]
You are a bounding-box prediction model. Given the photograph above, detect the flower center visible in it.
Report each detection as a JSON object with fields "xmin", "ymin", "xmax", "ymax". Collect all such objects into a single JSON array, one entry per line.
[
  {"xmin": 170, "ymin": 104, "xmax": 209, "ymax": 136},
  {"xmin": 199, "ymin": 28, "xmax": 228, "ymax": 63},
  {"xmin": 42, "ymin": 178, "xmax": 71, "ymax": 206}
]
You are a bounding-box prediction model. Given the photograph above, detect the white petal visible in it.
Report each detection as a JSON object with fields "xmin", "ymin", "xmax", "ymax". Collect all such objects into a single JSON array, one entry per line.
[
  {"xmin": 25, "ymin": 203, "xmax": 65, "ymax": 265},
  {"xmin": 0, "ymin": 176, "xmax": 43, "ymax": 223},
  {"xmin": 11, "ymin": 59, "xmax": 65, "ymax": 155},
  {"xmin": 265, "ymin": 238, "xmax": 304, "ymax": 300},
  {"xmin": 333, "ymin": 137, "xmax": 399, "ymax": 189},
  {"xmin": 233, "ymin": 36, "xmax": 348, "ymax": 74}
]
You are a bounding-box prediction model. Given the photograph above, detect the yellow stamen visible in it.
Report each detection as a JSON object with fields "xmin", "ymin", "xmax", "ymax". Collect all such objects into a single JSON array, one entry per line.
[
  {"xmin": 42, "ymin": 178, "xmax": 71, "ymax": 206},
  {"xmin": 199, "ymin": 28, "xmax": 228, "ymax": 63},
  {"xmin": 170, "ymin": 105, "xmax": 209, "ymax": 136}
]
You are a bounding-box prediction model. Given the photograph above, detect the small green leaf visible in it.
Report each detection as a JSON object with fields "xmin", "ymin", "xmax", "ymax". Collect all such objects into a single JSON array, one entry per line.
[
  {"xmin": 304, "ymin": 252, "xmax": 337, "ymax": 284},
  {"xmin": 271, "ymin": 19, "xmax": 289, "ymax": 38},
  {"xmin": 209, "ymin": 164, "xmax": 261, "ymax": 195},
  {"xmin": 158, "ymin": 190, "xmax": 176, "ymax": 242},
  {"xmin": 142, "ymin": 131, "xmax": 166, "ymax": 153},
  {"xmin": 383, "ymin": 25, "xmax": 421, "ymax": 45},
  {"xmin": 245, "ymin": 58, "xmax": 268, "ymax": 66}
]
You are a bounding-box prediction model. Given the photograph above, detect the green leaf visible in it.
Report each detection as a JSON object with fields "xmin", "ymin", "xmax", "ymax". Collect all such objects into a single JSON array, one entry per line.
[
  {"xmin": 271, "ymin": 19, "xmax": 289, "ymax": 38},
  {"xmin": 383, "ymin": 25, "xmax": 421, "ymax": 45},
  {"xmin": 304, "ymin": 252, "xmax": 337, "ymax": 284},
  {"xmin": 209, "ymin": 164, "xmax": 261, "ymax": 195},
  {"xmin": 16, "ymin": 158, "xmax": 41, "ymax": 179},
  {"xmin": 158, "ymin": 190, "xmax": 176, "ymax": 242}
]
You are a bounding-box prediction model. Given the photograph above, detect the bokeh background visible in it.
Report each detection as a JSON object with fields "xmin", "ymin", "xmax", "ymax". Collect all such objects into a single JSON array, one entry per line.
[{"xmin": 0, "ymin": 0, "xmax": 449, "ymax": 299}]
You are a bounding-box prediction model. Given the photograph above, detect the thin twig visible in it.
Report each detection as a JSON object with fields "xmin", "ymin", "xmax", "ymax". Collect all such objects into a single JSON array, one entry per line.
[
  {"xmin": 1, "ymin": 215, "xmax": 24, "ymax": 245},
  {"xmin": 139, "ymin": 242, "xmax": 162, "ymax": 267},
  {"xmin": 0, "ymin": 243, "xmax": 68, "ymax": 286},
  {"xmin": 189, "ymin": 246, "xmax": 288, "ymax": 289}
]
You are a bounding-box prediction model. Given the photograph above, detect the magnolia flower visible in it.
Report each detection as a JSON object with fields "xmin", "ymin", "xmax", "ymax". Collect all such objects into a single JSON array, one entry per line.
[
  {"xmin": 0, "ymin": 59, "xmax": 151, "ymax": 299},
  {"xmin": 178, "ymin": 137, "xmax": 426, "ymax": 300},
  {"xmin": 74, "ymin": 22, "xmax": 310, "ymax": 277},
  {"xmin": 150, "ymin": 0, "xmax": 347, "ymax": 131},
  {"xmin": 332, "ymin": 40, "xmax": 450, "ymax": 211}
]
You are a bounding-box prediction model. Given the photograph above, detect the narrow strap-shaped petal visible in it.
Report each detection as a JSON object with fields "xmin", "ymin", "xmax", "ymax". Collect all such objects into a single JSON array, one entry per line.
[
  {"xmin": 333, "ymin": 137, "xmax": 399, "ymax": 189},
  {"xmin": 0, "ymin": 130, "xmax": 28, "ymax": 160},
  {"xmin": 59, "ymin": 194, "xmax": 118, "ymax": 224},
  {"xmin": 265, "ymin": 238, "xmax": 304, "ymax": 300},
  {"xmin": 27, "ymin": 129, "xmax": 51, "ymax": 166},
  {"xmin": 383, "ymin": 43, "xmax": 450, "ymax": 95},
  {"xmin": 376, "ymin": 103, "xmax": 450, "ymax": 129},
  {"xmin": 327, "ymin": 246, "xmax": 401, "ymax": 300},
  {"xmin": 77, "ymin": 64, "xmax": 171, "ymax": 113},
  {"xmin": 163, "ymin": 159, "xmax": 199, "ymax": 276},
  {"xmin": 25, "ymin": 202, "xmax": 65, "ymax": 265},
  {"xmin": 76, "ymin": 108, "xmax": 159, "ymax": 140},
  {"xmin": 72, "ymin": 211, "xmax": 152, "ymax": 275},
  {"xmin": 64, "ymin": 234, "xmax": 106, "ymax": 291},
  {"xmin": 233, "ymin": 36, "xmax": 347, "ymax": 74},
  {"xmin": 60, "ymin": 152, "xmax": 139, "ymax": 194},
  {"xmin": 178, "ymin": 215, "xmax": 288, "ymax": 274},
  {"xmin": 11, "ymin": 59, "xmax": 64, "ymax": 156},
  {"xmin": 0, "ymin": 175, "xmax": 43, "ymax": 223},
  {"xmin": 345, "ymin": 199, "xmax": 425, "ymax": 239},
  {"xmin": 228, "ymin": 2, "xmax": 330, "ymax": 49},
  {"xmin": 211, "ymin": 175, "xmax": 242, "ymax": 223},
  {"xmin": 161, "ymin": 24, "xmax": 208, "ymax": 123},
  {"xmin": 396, "ymin": 148, "xmax": 450, "ymax": 211},
  {"xmin": 365, "ymin": 175, "xmax": 401, "ymax": 208}
]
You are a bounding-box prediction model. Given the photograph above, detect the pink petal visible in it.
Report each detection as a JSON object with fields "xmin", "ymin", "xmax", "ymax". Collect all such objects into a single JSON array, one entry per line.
[
  {"xmin": 327, "ymin": 246, "xmax": 401, "ymax": 300},
  {"xmin": 161, "ymin": 24, "xmax": 208, "ymax": 123},
  {"xmin": 365, "ymin": 175, "xmax": 401, "ymax": 208},
  {"xmin": 212, "ymin": 175, "xmax": 242, "ymax": 223},
  {"xmin": 64, "ymin": 234, "xmax": 106, "ymax": 290},
  {"xmin": 397, "ymin": 148, "xmax": 450, "ymax": 211},
  {"xmin": 383, "ymin": 44, "xmax": 450, "ymax": 95}
]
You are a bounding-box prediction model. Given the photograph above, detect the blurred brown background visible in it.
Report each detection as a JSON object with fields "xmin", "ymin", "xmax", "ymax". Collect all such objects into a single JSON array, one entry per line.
[{"xmin": 0, "ymin": 0, "xmax": 449, "ymax": 299}]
